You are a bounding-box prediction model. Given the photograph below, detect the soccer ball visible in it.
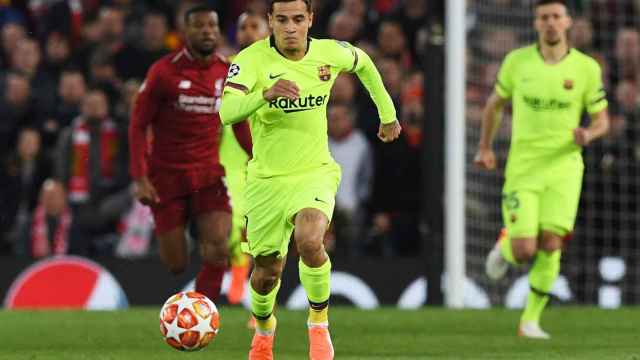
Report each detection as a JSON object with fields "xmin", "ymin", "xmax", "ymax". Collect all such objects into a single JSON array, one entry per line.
[{"xmin": 159, "ymin": 291, "xmax": 220, "ymax": 351}]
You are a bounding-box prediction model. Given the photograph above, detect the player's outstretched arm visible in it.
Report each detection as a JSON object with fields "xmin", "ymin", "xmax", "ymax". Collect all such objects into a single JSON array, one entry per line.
[
  {"xmin": 350, "ymin": 47, "xmax": 399, "ymax": 141},
  {"xmin": 474, "ymin": 91, "xmax": 509, "ymax": 170},
  {"xmin": 220, "ymin": 85, "xmax": 267, "ymax": 125},
  {"xmin": 574, "ymin": 109, "xmax": 609, "ymax": 146}
]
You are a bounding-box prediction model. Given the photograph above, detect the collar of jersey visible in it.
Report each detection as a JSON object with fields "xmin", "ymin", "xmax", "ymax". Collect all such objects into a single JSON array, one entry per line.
[
  {"xmin": 269, "ymin": 35, "xmax": 312, "ymax": 60},
  {"xmin": 535, "ymin": 43, "xmax": 572, "ymax": 65}
]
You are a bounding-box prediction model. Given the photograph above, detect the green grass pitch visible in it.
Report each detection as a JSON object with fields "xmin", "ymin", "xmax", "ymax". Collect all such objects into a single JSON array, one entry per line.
[{"xmin": 0, "ymin": 307, "xmax": 638, "ymax": 359}]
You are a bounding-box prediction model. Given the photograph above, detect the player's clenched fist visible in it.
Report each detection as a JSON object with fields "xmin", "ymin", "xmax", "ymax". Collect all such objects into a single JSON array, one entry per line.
[
  {"xmin": 262, "ymin": 79, "xmax": 300, "ymax": 101},
  {"xmin": 474, "ymin": 147, "xmax": 497, "ymax": 170},
  {"xmin": 134, "ymin": 176, "xmax": 160, "ymax": 205},
  {"xmin": 378, "ymin": 120, "xmax": 402, "ymax": 143},
  {"xmin": 573, "ymin": 127, "xmax": 592, "ymax": 146}
]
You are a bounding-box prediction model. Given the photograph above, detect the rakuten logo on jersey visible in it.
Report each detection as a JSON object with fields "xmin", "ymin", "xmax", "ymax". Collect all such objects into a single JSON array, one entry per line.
[
  {"xmin": 176, "ymin": 94, "xmax": 217, "ymax": 114},
  {"xmin": 269, "ymin": 94, "xmax": 328, "ymax": 113}
]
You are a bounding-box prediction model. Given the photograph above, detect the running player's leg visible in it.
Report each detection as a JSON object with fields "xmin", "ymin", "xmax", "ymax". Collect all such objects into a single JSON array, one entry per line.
[
  {"xmin": 522, "ymin": 167, "xmax": 582, "ymax": 338},
  {"xmin": 244, "ymin": 176, "xmax": 293, "ymax": 359},
  {"xmin": 486, "ymin": 189, "xmax": 539, "ymax": 280},
  {"xmin": 290, "ymin": 166, "xmax": 339, "ymax": 360},
  {"xmin": 192, "ymin": 179, "xmax": 232, "ymax": 302},
  {"xmin": 295, "ymin": 208, "xmax": 334, "ymax": 360},
  {"xmin": 152, "ymin": 198, "xmax": 189, "ymax": 274}
]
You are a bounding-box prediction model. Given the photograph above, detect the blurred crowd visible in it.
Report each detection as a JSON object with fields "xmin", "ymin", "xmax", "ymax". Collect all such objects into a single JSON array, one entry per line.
[
  {"xmin": 466, "ymin": 0, "xmax": 640, "ymax": 265},
  {"xmin": 0, "ymin": 0, "xmax": 429, "ymax": 259}
]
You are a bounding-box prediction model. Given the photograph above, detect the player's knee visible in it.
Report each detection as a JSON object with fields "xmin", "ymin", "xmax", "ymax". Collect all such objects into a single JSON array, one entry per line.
[
  {"xmin": 513, "ymin": 241, "xmax": 537, "ymax": 262},
  {"xmin": 540, "ymin": 234, "xmax": 563, "ymax": 253},
  {"xmin": 201, "ymin": 243, "xmax": 229, "ymax": 265}
]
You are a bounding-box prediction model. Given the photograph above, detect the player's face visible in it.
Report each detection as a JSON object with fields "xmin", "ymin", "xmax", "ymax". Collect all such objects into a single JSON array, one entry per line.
[
  {"xmin": 269, "ymin": 1, "xmax": 313, "ymax": 52},
  {"xmin": 534, "ymin": 4, "xmax": 572, "ymax": 47},
  {"xmin": 237, "ymin": 14, "xmax": 269, "ymax": 49},
  {"xmin": 185, "ymin": 11, "xmax": 220, "ymax": 56}
]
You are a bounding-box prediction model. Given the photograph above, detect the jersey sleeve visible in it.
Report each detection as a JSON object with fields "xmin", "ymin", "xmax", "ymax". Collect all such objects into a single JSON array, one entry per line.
[
  {"xmin": 583, "ymin": 58, "xmax": 608, "ymax": 114},
  {"xmin": 129, "ymin": 61, "xmax": 164, "ymax": 179},
  {"xmin": 223, "ymin": 49, "xmax": 258, "ymax": 95},
  {"xmin": 495, "ymin": 52, "xmax": 516, "ymax": 99},
  {"xmin": 331, "ymin": 40, "xmax": 360, "ymax": 73}
]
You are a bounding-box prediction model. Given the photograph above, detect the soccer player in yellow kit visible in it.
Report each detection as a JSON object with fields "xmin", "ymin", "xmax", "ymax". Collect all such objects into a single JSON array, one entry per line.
[
  {"xmin": 475, "ymin": 0, "xmax": 610, "ymax": 339},
  {"xmin": 220, "ymin": 1, "xmax": 401, "ymax": 358}
]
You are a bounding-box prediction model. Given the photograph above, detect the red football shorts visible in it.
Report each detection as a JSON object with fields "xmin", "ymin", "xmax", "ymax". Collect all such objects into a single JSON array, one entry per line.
[{"xmin": 150, "ymin": 177, "xmax": 231, "ymax": 234}]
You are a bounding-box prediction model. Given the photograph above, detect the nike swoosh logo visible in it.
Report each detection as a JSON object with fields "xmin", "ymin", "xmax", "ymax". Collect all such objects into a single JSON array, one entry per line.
[
  {"xmin": 269, "ymin": 72, "xmax": 286, "ymax": 79},
  {"xmin": 283, "ymin": 108, "xmax": 313, "ymax": 113},
  {"xmin": 315, "ymin": 197, "xmax": 327, "ymax": 204}
]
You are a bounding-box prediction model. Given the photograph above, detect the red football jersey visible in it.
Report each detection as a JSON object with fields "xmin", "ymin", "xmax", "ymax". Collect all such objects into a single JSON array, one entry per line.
[{"xmin": 129, "ymin": 48, "xmax": 252, "ymax": 199}]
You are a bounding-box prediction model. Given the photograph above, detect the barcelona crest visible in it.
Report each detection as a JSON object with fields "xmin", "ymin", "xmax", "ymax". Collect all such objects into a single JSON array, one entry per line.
[
  {"xmin": 318, "ymin": 65, "xmax": 331, "ymax": 81},
  {"xmin": 563, "ymin": 79, "xmax": 574, "ymax": 90}
]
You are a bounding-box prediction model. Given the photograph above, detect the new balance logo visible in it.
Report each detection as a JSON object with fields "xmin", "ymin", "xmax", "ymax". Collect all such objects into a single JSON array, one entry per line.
[{"xmin": 269, "ymin": 72, "xmax": 286, "ymax": 79}]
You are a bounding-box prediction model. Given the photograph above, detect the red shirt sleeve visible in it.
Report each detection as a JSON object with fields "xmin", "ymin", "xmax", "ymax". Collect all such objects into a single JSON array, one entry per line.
[
  {"xmin": 129, "ymin": 61, "xmax": 164, "ymax": 179},
  {"xmin": 231, "ymin": 121, "xmax": 252, "ymax": 157}
]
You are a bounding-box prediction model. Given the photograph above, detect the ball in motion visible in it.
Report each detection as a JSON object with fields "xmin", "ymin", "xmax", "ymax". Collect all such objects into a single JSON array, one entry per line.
[{"xmin": 159, "ymin": 291, "xmax": 219, "ymax": 351}]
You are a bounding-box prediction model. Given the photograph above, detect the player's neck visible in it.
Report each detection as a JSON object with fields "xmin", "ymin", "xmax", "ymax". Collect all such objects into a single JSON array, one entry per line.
[
  {"xmin": 538, "ymin": 41, "xmax": 570, "ymax": 64},
  {"xmin": 279, "ymin": 44, "xmax": 307, "ymax": 61},
  {"xmin": 274, "ymin": 37, "xmax": 308, "ymax": 61},
  {"xmin": 187, "ymin": 46, "xmax": 215, "ymax": 64}
]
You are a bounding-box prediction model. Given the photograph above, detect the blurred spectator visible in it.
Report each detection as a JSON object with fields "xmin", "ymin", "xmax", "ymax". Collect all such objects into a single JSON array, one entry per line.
[
  {"xmin": 0, "ymin": 22, "xmax": 26, "ymax": 69},
  {"xmin": 377, "ymin": 19, "xmax": 412, "ymax": 68},
  {"xmin": 114, "ymin": 10, "xmax": 170, "ymax": 80},
  {"xmin": 588, "ymin": 0, "xmax": 639, "ymax": 50},
  {"xmin": 10, "ymin": 37, "xmax": 56, "ymax": 113},
  {"xmin": 0, "ymin": 128, "xmax": 51, "ymax": 256},
  {"xmin": 29, "ymin": 179, "xmax": 72, "ymax": 259},
  {"xmin": 610, "ymin": 28, "xmax": 640, "ymax": 86},
  {"xmin": 479, "ymin": 27, "xmax": 519, "ymax": 62},
  {"xmin": 114, "ymin": 78, "xmax": 141, "ymax": 123},
  {"xmin": 89, "ymin": 49, "xmax": 121, "ymax": 107},
  {"xmin": 331, "ymin": 73, "xmax": 356, "ymax": 104},
  {"xmin": 367, "ymin": 69, "xmax": 422, "ymax": 256},
  {"xmin": 54, "ymin": 89, "xmax": 129, "ymax": 256},
  {"xmin": 328, "ymin": 102, "xmax": 373, "ymax": 257},
  {"xmin": 42, "ymin": 32, "xmax": 73, "ymax": 82},
  {"xmin": 236, "ymin": 11, "xmax": 269, "ymax": 50},
  {"xmin": 328, "ymin": 10, "xmax": 362, "ymax": 42},
  {"xmin": 0, "ymin": 71, "xmax": 45, "ymax": 153},
  {"xmin": 388, "ymin": 0, "xmax": 428, "ymax": 62},
  {"xmin": 570, "ymin": 16, "xmax": 595, "ymax": 54},
  {"xmin": 43, "ymin": 68, "xmax": 87, "ymax": 148},
  {"xmin": 614, "ymin": 80, "xmax": 639, "ymax": 116}
]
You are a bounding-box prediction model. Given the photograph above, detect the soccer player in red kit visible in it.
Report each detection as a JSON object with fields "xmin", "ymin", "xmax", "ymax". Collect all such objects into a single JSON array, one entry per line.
[{"xmin": 129, "ymin": 5, "xmax": 252, "ymax": 301}]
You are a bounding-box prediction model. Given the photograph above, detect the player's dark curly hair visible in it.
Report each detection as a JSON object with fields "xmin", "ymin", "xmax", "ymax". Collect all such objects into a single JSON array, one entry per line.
[
  {"xmin": 269, "ymin": 0, "xmax": 312, "ymax": 14},
  {"xmin": 535, "ymin": 0, "xmax": 569, "ymax": 8},
  {"xmin": 184, "ymin": 4, "xmax": 217, "ymax": 24}
]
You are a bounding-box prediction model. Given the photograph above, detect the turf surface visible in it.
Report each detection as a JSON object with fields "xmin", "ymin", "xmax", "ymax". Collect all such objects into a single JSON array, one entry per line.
[{"xmin": 0, "ymin": 307, "xmax": 638, "ymax": 359}]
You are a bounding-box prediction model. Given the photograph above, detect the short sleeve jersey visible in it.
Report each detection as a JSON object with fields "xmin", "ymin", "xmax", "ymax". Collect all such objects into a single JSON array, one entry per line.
[
  {"xmin": 223, "ymin": 36, "xmax": 360, "ymax": 179},
  {"xmin": 495, "ymin": 45, "xmax": 607, "ymax": 175}
]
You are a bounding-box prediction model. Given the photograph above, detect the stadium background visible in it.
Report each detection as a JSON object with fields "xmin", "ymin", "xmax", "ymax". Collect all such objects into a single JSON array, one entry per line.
[{"xmin": 0, "ymin": 0, "xmax": 637, "ymax": 310}]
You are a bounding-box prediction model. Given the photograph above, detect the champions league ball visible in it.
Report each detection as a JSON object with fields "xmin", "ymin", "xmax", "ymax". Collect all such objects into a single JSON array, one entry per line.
[{"xmin": 159, "ymin": 291, "xmax": 220, "ymax": 351}]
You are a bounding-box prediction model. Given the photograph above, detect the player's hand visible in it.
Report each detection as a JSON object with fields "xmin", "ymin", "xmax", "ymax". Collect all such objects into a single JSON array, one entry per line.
[
  {"xmin": 378, "ymin": 120, "xmax": 402, "ymax": 143},
  {"xmin": 474, "ymin": 147, "xmax": 497, "ymax": 170},
  {"xmin": 262, "ymin": 79, "xmax": 300, "ymax": 101},
  {"xmin": 573, "ymin": 127, "xmax": 592, "ymax": 146},
  {"xmin": 133, "ymin": 176, "xmax": 160, "ymax": 206}
]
